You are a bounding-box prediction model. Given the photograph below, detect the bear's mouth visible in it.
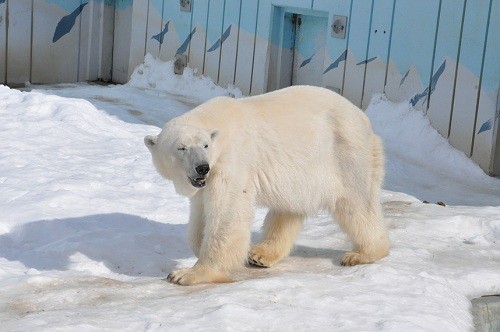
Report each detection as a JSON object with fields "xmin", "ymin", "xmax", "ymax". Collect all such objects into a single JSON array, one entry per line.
[{"xmin": 189, "ymin": 177, "xmax": 206, "ymax": 188}]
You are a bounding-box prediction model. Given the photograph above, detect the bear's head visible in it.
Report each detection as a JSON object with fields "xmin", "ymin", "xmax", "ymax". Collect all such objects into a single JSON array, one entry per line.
[{"xmin": 144, "ymin": 124, "xmax": 219, "ymax": 197}]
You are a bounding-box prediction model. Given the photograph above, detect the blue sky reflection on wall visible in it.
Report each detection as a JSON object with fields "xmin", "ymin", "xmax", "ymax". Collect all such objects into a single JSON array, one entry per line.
[{"xmin": 52, "ymin": 3, "xmax": 87, "ymax": 43}]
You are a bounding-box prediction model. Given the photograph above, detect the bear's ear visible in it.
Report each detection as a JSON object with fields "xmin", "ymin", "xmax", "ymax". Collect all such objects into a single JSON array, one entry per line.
[
  {"xmin": 144, "ymin": 135, "xmax": 157, "ymax": 150},
  {"xmin": 209, "ymin": 129, "xmax": 219, "ymax": 141}
]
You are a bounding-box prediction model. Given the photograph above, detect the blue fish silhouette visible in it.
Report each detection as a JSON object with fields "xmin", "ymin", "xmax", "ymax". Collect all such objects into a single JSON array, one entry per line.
[
  {"xmin": 300, "ymin": 53, "xmax": 315, "ymax": 68},
  {"xmin": 356, "ymin": 56, "xmax": 377, "ymax": 65},
  {"xmin": 410, "ymin": 60, "xmax": 446, "ymax": 106},
  {"xmin": 207, "ymin": 25, "xmax": 231, "ymax": 52},
  {"xmin": 323, "ymin": 49, "xmax": 347, "ymax": 74},
  {"xmin": 176, "ymin": 27, "xmax": 197, "ymax": 55},
  {"xmin": 478, "ymin": 119, "xmax": 492, "ymax": 134},
  {"xmin": 152, "ymin": 21, "xmax": 170, "ymax": 44},
  {"xmin": 53, "ymin": 3, "xmax": 88, "ymax": 43},
  {"xmin": 400, "ymin": 68, "xmax": 410, "ymax": 86}
]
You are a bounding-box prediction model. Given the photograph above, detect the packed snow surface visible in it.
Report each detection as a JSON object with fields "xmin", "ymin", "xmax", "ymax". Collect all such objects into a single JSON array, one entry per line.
[{"xmin": 1, "ymin": 57, "xmax": 499, "ymax": 331}]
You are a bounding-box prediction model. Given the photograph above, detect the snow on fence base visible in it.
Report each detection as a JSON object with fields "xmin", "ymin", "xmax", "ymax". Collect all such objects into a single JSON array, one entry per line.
[{"xmin": 472, "ymin": 295, "xmax": 500, "ymax": 332}]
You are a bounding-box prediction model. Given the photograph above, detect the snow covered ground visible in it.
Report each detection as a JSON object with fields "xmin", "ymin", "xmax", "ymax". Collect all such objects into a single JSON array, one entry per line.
[{"xmin": 1, "ymin": 56, "xmax": 499, "ymax": 331}]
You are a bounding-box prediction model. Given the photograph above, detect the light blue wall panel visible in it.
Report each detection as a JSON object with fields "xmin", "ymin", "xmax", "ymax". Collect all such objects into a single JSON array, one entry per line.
[
  {"xmin": 204, "ymin": 0, "xmax": 225, "ymax": 81},
  {"xmin": 427, "ymin": 0, "xmax": 465, "ymax": 138},
  {"xmin": 234, "ymin": 0, "xmax": 258, "ymax": 95},
  {"xmin": 6, "ymin": 0, "xmax": 32, "ymax": 84},
  {"xmin": 313, "ymin": 0, "xmax": 351, "ymax": 94},
  {"xmin": 145, "ymin": 0, "xmax": 164, "ymax": 57},
  {"xmin": 251, "ymin": 0, "xmax": 272, "ymax": 95},
  {"xmin": 32, "ymin": 0, "xmax": 82, "ymax": 83},
  {"xmin": 218, "ymin": 0, "xmax": 242, "ymax": 88},
  {"xmin": 385, "ymin": 0, "xmax": 439, "ymax": 109},
  {"xmin": 159, "ymin": 0, "xmax": 192, "ymax": 60},
  {"xmin": 472, "ymin": 0, "xmax": 498, "ymax": 170},
  {"xmin": 361, "ymin": 0, "xmax": 394, "ymax": 109},
  {"xmin": 0, "ymin": 0, "xmax": 6, "ymax": 83},
  {"xmin": 188, "ymin": 0, "xmax": 210, "ymax": 73},
  {"xmin": 271, "ymin": 0, "xmax": 313, "ymax": 10},
  {"xmin": 449, "ymin": 0, "xmax": 491, "ymax": 156},
  {"xmin": 342, "ymin": 0, "xmax": 373, "ymax": 107},
  {"xmin": 79, "ymin": 1, "xmax": 101, "ymax": 81}
]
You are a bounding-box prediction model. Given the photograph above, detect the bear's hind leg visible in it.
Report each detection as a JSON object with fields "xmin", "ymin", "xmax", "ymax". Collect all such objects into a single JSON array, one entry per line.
[
  {"xmin": 248, "ymin": 210, "xmax": 304, "ymax": 268},
  {"xmin": 333, "ymin": 197, "xmax": 389, "ymax": 266}
]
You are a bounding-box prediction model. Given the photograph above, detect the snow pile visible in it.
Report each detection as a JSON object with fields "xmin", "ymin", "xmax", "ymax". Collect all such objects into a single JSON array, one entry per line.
[
  {"xmin": 128, "ymin": 53, "xmax": 242, "ymax": 103},
  {"xmin": 0, "ymin": 71, "xmax": 499, "ymax": 330},
  {"xmin": 366, "ymin": 94, "xmax": 500, "ymax": 206}
]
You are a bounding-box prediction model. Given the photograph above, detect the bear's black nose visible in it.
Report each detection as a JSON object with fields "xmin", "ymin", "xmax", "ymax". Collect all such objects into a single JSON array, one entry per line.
[{"xmin": 195, "ymin": 164, "xmax": 210, "ymax": 175}]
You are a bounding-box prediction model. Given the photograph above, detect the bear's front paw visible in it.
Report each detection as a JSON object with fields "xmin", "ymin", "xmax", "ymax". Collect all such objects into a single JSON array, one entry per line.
[
  {"xmin": 167, "ymin": 266, "xmax": 232, "ymax": 286},
  {"xmin": 341, "ymin": 251, "xmax": 372, "ymax": 266}
]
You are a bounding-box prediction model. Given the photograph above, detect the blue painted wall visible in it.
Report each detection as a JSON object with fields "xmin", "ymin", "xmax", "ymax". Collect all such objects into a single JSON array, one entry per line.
[{"xmin": 0, "ymin": 0, "xmax": 498, "ymax": 174}]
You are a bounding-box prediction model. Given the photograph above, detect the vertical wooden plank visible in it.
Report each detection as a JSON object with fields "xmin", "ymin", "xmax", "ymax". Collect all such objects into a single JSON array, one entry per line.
[
  {"xmin": 145, "ymin": 0, "xmax": 163, "ymax": 57},
  {"xmin": 203, "ymin": 0, "xmax": 225, "ymax": 82},
  {"xmin": 472, "ymin": 0, "xmax": 498, "ymax": 171},
  {"xmin": 0, "ymin": 0, "xmax": 6, "ymax": 84},
  {"xmin": 32, "ymin": 0, "xmax": 82, "ymax": 84},
  {"xmin": 188, "ymin": 0, "xmax": 209, "ymax": 73},
  {"xmin": 449, "ymin": 0, "xmax": 491, "ymax": 156},
  {"xmin": 100, "ymin": 1, "xmax": 114, "ymax": 81},
  {"xmin": 160, "ymin": 0, "xmax": 191, "ymax": 61},
  {"xmin": 78, "ymin": 0, "xmax": 102, "ymax": 81},
  {"xmin": 426, "ymin": 0, "xmax": 465, "ymax": 138},
  {"xmin": 218, "ymin": 0, "xmax": 241, "ymax": 88},
  {"xmin": 234, "ymin": 0, "xmax": 258, "ymax": 95},
  {"xmin": 385, "ymin": 0, "xmax": 439, "ymax": 110},
  {"xmin": 342, "ymin": 0, "xmax": 373, "ymax": 107},
  {"xmin": 159, "ymin": 0, "xmax": 179, "ymax": 61},
  {"xmin": 112, "ymin": 2, "xmax": 133, "ymax": 83},
  {"xmin": 128, "ymin": 1, "xmax": 148, "ymax": 71},
  {"xmin": 79, "ymin": 0, "xmax": 91, "ymax": 81},
  {"xmin": 361, "ymin": 0, "xmax": 394, "ymax": 109},
  {"xmin": 313, "ymin": 0, "xmax": 351, "ymax": 94},
  {"xmin": 7, "ymin": 0, "xmax": 32, "ymax": 84},
  {"xmin": 250, "ymin": 0, "xmax": 272, "ymax": 95}
]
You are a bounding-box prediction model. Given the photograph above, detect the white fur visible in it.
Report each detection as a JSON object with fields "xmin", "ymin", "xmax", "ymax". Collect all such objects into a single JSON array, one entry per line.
[{"xmin": 145, "ymin": 86, "xmax": 390, "ymax": 285}]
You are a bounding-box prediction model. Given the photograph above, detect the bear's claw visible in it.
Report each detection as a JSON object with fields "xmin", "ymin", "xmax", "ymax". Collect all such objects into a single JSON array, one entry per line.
[
  {"xmin": 167, "ymin": 267, "xmax": 232, "ymax": 285},
  {"xmin": 341, "ymin": 251, "xmax": 371, "ymax": 266},
  {"xmin": 248, "ymin": 255, "xmax": 270, "ymax": 268}
]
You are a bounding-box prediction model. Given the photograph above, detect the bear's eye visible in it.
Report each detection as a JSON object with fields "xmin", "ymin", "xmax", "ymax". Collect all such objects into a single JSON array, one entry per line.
[
  {"xmin": 204, "ymin": 144, "xmax": 209, "ymax": 149},
  {"xmin": 178, "ymin": 147, "xmax": 186, "ymax": 151}
]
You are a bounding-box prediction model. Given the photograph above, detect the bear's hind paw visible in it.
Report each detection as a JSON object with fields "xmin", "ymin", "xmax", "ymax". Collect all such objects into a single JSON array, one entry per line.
[{"xmin": 248, "ymin": 246, "xmax": 283, "ymax": 268}]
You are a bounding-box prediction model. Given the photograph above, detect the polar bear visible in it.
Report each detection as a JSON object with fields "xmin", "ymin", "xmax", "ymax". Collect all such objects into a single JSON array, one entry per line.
[{"xmin": 145, "ymin": 85, "xmax": 390, "ymax": 285}]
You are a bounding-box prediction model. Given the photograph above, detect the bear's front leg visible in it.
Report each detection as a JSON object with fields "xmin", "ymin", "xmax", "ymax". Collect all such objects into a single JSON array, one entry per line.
[{"xmin": 168, "ymin": 182, "xmax": 254, "ymax": 286}]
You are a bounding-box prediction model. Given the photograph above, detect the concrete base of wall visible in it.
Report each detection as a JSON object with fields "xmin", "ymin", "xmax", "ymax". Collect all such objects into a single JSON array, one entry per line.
[{"xmin": 472, "ymin": 295, "xmax": 500, "ymax": 331}]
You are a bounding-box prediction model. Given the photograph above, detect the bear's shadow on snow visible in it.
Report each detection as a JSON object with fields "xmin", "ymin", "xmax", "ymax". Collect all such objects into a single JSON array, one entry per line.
[
  {"xmin": 0, "ymin": 213, "xmax": 192, "ymax": 277},
  {"xmin": 250, "ymin": 232, "xmax": 346, "ymax": 268}
]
